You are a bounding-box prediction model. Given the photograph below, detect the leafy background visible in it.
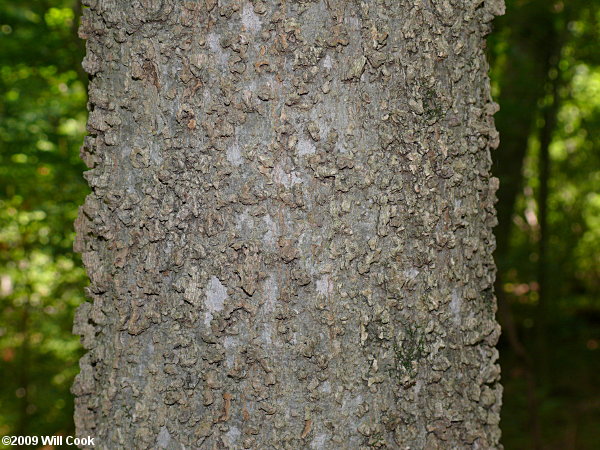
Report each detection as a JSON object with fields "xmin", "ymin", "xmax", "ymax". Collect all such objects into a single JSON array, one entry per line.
[{"xmin": 0, "ymin": 0, "xmax": 598, "ymax": 448}]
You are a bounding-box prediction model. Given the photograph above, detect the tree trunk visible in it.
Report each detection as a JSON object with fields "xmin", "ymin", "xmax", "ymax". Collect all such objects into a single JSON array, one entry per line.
[{"xmin": 73, "ymin": 1, "xmax": 504, "ymax": 448}]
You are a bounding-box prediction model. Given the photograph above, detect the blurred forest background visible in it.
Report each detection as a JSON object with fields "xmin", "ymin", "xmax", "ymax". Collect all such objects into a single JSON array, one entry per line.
[{"xmin": 0, "ymin": 0, "xmax": 598, "ymax": 448}]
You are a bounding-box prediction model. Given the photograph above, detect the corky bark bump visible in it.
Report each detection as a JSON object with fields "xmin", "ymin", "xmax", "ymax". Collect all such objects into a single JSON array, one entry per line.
[{"xmin": 73, "ymin": 0, "xmax": 504, "ymax": 448}]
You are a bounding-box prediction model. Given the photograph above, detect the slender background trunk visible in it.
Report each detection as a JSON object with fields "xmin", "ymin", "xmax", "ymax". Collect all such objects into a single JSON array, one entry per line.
[{"xmin": 73, "ymin": 1, "xmax": 504, "ymax": 448}]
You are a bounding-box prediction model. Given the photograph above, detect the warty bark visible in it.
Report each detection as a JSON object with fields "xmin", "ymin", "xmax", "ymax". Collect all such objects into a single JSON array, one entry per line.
[{"xmin": 73, "ymin": 0, "xmax": 504, "ymax": 448}]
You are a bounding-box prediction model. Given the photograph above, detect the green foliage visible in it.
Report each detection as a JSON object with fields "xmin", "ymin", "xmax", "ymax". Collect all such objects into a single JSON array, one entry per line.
[
  {"xmin": 0, "ymin": 0, "xmax": 87, "ymax": 438},
  {"xmin": 491, "ymin": 0, "xmax": 600, "ymax": 447}
]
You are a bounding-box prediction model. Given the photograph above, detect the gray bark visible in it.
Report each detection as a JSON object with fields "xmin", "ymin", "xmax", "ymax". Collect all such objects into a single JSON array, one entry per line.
[{"xmin": 73, "ymin": 0, "xmax": 504, "ymax": 448}]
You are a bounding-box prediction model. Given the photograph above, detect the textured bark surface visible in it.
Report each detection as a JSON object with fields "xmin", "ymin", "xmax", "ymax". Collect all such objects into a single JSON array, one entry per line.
[{"xmin": 73, "ymin": 0, "xmax": 504, "ymax": 448}]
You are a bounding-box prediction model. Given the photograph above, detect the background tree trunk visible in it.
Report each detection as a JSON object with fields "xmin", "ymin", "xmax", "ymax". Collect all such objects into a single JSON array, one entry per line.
[{"xmin": 73, "ymin": 0, "xmax": 504, "ymax": 448}]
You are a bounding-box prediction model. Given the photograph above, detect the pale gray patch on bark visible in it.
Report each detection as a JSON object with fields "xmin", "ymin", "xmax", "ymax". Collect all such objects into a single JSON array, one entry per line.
[
  {"xmin": 297, "ymin": 137, "xmax": 316, "ymax": 156},
  {"xmin": 226, "ymin": 143, "xmax": 243, "ymax": 166},
  {"xmin": 241, "ymin": 2, "xmax": 261, "ymax": 34},
  {"xmin": 205, "ymin": 276, "xmax": 228, "ymax": 326},
  {"xmin": 156, "ymin": 426, "xmax": 170, "ymax": 448},
  {"xmin": 224, "ymin": 426, "xmax": 241, "ymax": 447}
]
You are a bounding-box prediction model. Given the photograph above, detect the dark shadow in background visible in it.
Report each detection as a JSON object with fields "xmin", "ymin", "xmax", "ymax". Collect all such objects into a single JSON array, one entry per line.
[{"xmin": 491, "ymin": 0, "xmax": 600, "ymax": 448}]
